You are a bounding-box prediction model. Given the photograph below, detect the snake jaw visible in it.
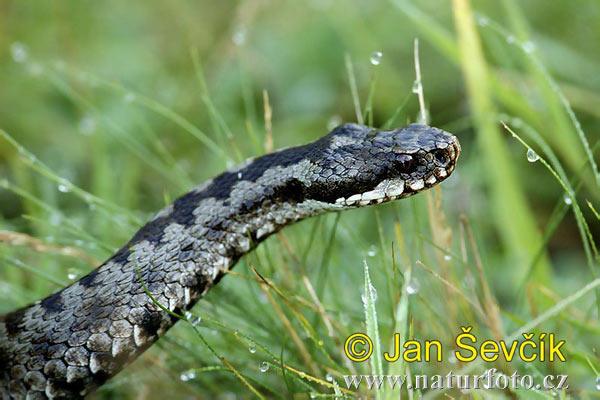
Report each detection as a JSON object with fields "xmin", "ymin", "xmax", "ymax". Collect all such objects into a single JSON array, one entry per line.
[{"xmin": 334, "ymin": 178, "xmax": 407, "ymax": 206}]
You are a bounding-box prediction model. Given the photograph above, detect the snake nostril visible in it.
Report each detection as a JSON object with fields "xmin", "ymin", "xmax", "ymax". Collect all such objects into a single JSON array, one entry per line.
[{"xmin": 433, "ymin": 150, "xmax": 448, "ymax": 165}]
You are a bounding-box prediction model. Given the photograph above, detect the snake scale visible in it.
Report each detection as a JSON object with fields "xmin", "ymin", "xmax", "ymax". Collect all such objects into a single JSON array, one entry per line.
[{"xmin": 1, "ymin": 123, "xmax": 460, "ymax": 399}]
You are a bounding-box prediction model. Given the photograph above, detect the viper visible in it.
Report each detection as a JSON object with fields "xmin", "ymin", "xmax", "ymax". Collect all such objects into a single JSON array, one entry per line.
[{"xmin": 1, "ymin": 123, "xmax": 460, "ymax": 399}]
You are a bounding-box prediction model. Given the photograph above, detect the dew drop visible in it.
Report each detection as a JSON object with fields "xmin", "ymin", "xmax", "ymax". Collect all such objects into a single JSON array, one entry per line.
[
  {"xmin": 595, "ymin": 376, "xmax": 600, "ymax": 390},
  {"xmin": 11, "ymin": 42, "xmax": 28, "ymax": 63},
  {"xmin": 443, "ymin": 254, "xmax": 451, "ymax": 261},
  {"xmin": 259, "ymin": 362, "xmax": 269, "ymax": 372},
  {"xmin": 369, "ymin": 51, "xmax": 382, "ymax": 66},
  {"xmin": 447, "ymin": 351, "xmax": 457, "ymax": 364},
  {"xmin": 367, "ymin": 245, "xmax": 377, "ymax": 257},
  {"xmin": 184, "ymin": 311, "xmax": 193, "ymax": 320},
  {"xmin": 361, "ymin": 284, "xmax": 378, "ymax": 304},
  {"xmin": 477, "ymin": 16, "xmax": 489, "ymax": 26},
  {"xmin": 249, "ymin": 346, "xmax": 256, "ymax": 354},
  {"xmin": 310, "ymin": 393, "xmax": 317, "ymax": 399},
  {"xmin": 522, "ymin": 41, "xmax": 536, "ymax": 53},
  {"xmin": 180, "ymin": 369, "xmax": 197, "ymax": 382},
  {"xmin": 78, "ymin": 117, "xmax": 96, "ymax": 136},
  {"xmin": 506, "ymin": 35, "xmax": 516, "ymax": 44},
  {"xmin": 258, "ymin": 292, "xmax": 268, "ymax": 304},
  {"xmin": 191, "ymin": 316, "xmax": 202, "ymax": 327},
  {"xmin": 57, "ymin": 183, "xmax": 71, "ymax": 193},
  {"xmin": 563, "ymin": 192, "xmax": 572, "ymax": 205},
  {"xmin": 339, "ymin": 313, "xmax": 350, "ymax": 325},
  {"xmin": 526, "ymin": 149, "xmax": 539, "ymax": 162},
  {"xmin": 237, "ymin": 172, "xmax": 243, "ymax": 179},
  {"xmin": 327, "ymin": 115, "xmax": 342, "ymax": 131},
  {"xmin": 232, "ymin": 27, "xmax": 247, "ymax": 46},
  {"xmin": 67, "ymin": 268, "xmax": 79, "ymax": 280},
  {"xmin": 123, "ymin": 92, "xmax": 136, "ymax": 103},
  {"xmin": 326, "ymin": 373, "xmax": 333, "ymax": 382},
  {"xmin": 411, "ymin": 79, "xmax": 422, "ymax": 94},
  {"xmin": 49, "ymin": 214, "xmax": 61, "ymax": 226},
  {"xmin": 406, "ymin": 278, "xmax": 420, "ymax": 295}
]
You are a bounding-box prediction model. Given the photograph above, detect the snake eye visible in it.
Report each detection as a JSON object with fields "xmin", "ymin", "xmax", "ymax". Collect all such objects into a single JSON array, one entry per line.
[
  {"xmin": 433, "ymin": 150, "xmax": 448, "ymax": 165},
  {"xmin": 396, "ymin": 154, "xmax": 415, "ymax": 173}
]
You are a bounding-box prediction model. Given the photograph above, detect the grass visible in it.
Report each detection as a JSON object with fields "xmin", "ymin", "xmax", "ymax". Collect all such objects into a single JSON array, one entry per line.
[{"xmin": 1, "ymin": 1, "xmax": 599, "ymax": 399}]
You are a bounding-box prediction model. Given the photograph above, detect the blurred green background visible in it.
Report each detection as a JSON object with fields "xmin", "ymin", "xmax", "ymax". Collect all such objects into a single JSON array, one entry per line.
[{"xmin": 1, "ymin": 1, "xmax": 599, "ymax": 399}]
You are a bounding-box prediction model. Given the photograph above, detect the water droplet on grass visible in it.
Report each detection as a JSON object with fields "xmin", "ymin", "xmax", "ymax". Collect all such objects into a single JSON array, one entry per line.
[
  {"xmin": 78, "ymin": 117, "xmax": 96, "ymax": 136},
  {"xmin": 477, "ymin": 16, "xmax": 489, "ymax": 26},
  {"xmin": 259, "ymin": 362, "xmax": 269, "ymax": 372},
  {"xmin": 180, "ymin": 370, "xmax": 197, "ymax": 381},
  {"xmin": 367, "ymin": 245, "xmax": 377, "ymax": 257},
  {"xmin": 232, "ymin": 27, "xmax": 247, "ymax": 46},
  {"xmin": 191, "ymin": 316, "xmax": 201, "ymax": 326},
  {"xmin": 58, "ymin": 184, "xmax": 71, "ymax": 193},
  {"xmin": 11, "ymin": 42, "xmax": 27, "ymax": 63},
  {"xmin": 310, "ymin": 393, "xmax": 317, "ymax": 399},
  {"xmin": 526, "ymin": 149, "xmax": 539, "ymax": 162},
  {"xmin": 369, "ymin": 51, "xmax": 382, "ymax": 66},
  {"xmin": 339, "ymin": 313, "xmax": 350, "ymax": 325},
  {"xmin": 406, "ymin": 279, "xmax": 420, "ymax": 295},
  {"xmin": 361, "ymin": 283, "xmax": 378, "ymax": 303},
  {"xmin": 595, "ymin": 376, "xmax": 600, "ymax": 390},
  {"xmin": 67, "ymin": 268, "xmax": 79, "ymax": 280},
  {"xmin": 326, "ymin": 373, "xmax": 333, "ymax": 382},
  {"xmin": 50, "ymin": 214, "xmax": 61, "ymax": 226},
  {"xmin": 123, "ymin": 92, "xmax": 136, "ymax": 103},
  {"xmin": 447, "ymin": 352, "xmax": 457, "ymax": 364},
  {"xmin": 563, "ymin": 193, "xmax": 572, "ymax": 205},
  {"xmin": 249, "ymin": 346, "xmax": 256, "ymax": 354},
  {"xmin": 522, "ymin": 41, "xmax": 536, "ymax": 53},
  {"xmin": 412, "ymin": 79, "xmax": 421, "ymax": 94}
]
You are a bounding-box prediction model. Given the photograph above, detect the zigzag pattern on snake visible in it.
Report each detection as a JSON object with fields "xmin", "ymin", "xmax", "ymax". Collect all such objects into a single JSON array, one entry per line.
[{"xmin": 0, "ymin": 123, "xmax": 460, "ymax": 399}]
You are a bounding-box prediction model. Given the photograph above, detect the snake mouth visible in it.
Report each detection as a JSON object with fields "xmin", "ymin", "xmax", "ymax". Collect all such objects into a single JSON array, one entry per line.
[{"xmin": 334, "ymin": 140, "xmax": 459, "ymax": 207}]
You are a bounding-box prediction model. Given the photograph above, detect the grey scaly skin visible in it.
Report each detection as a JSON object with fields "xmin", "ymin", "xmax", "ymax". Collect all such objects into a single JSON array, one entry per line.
[{"xmin": 0, "ymin": 123, "xmax": 460, "ymax": 399}]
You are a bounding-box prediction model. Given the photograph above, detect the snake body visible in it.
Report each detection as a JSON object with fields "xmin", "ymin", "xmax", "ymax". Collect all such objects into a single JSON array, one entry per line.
[{"xmin": 1, "ymin": 123, "xmax": 459, "ymax": 399}]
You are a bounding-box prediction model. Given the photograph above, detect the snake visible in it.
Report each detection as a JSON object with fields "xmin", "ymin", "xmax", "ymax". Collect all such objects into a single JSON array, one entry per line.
[{"xmin": 1, "ymin": 123, "xmax": 460, "ymax": 399}]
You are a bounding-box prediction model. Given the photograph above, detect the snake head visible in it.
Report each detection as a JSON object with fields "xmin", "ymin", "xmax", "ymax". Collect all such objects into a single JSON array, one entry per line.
[{"xmin": 303, "ymin": 123, "xmax": 460, "ymax": 207}]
